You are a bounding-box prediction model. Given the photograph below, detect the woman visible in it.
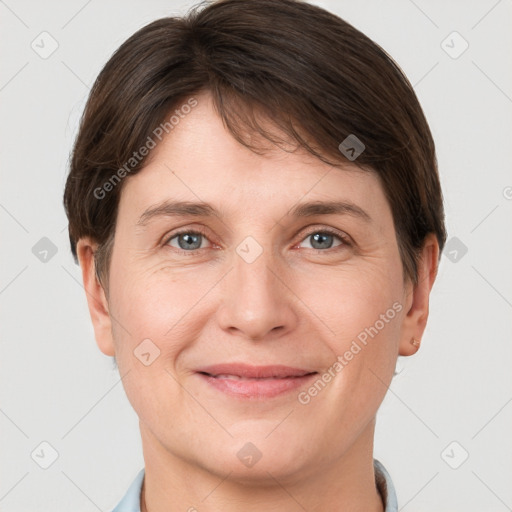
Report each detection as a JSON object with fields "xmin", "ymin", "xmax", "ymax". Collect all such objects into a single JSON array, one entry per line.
[{"xmin": 63, "ymin": 0, "xmax": 446, "ymax": 510}]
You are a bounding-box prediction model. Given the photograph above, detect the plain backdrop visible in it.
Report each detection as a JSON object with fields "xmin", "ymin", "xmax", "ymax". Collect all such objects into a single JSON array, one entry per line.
[{"xmin": 1, "ymin": 0, "xmax": 511, "ymax": 510}]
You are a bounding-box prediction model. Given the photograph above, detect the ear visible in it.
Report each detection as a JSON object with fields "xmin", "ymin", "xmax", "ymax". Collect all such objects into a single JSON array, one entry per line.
[
  {"xmin": 399, "ymin": 233, "xmax": 440, "ymax": 356},
  {"xmin": 76, "ymin": 237, "xmax": 115, "ymax": 357}
]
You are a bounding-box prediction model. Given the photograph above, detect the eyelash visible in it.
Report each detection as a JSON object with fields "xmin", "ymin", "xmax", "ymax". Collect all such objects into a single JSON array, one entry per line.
[{"xmin": 163, "ymin": 226, "xmax": 352, "ymax": 255}]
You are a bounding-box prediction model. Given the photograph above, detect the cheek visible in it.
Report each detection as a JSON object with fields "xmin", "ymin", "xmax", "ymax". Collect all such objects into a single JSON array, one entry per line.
[
  {"xmin": 107, "ymin": 264, "xmax": 216, "ymax": 375},
  {"xmin": 294, "ymin": 258, "xmax": 404, "ymax": 411},
  {"xmin": 110, "ymin": 261, "xmax": 191, "ymax": 331},
  {"xmin": 299, "ymin": 260, "xmax": 403, "ymax": 344},
  {"xmin": 106, "ymin": 270, "xmax": 193, "ymax": 425}
]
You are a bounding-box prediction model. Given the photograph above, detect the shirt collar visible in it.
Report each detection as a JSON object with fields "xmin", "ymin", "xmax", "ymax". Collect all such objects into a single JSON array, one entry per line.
[
  {"xmin": 111, "ymin": 459, "xmax": 398, "ymax": 512},
  {"xmin": 374, "ymin": 458, "xmax": 398, "ymax": 512}
]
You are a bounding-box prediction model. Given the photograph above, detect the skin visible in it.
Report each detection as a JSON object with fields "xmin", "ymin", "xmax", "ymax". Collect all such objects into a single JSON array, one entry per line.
[{"xmin": 77, "ymin": 91, "xmax": 439, "ymax": 512}]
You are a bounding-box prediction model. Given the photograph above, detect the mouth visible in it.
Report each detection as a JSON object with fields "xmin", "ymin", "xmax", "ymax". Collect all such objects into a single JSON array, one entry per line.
[
  {"xmin": 200, "ymin": 373, "xmax": 315, "ymax": 380},
  {"xmin": 195, "ymin": 364, "xmax": 318, "ymax": 399},
  {"xmin": 196, "ymin": 363, "xmax": 316, "ymax": 379}
]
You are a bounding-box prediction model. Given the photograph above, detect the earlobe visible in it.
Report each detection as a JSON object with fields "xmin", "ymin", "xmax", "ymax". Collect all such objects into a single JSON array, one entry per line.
[
  {"xmin": 76, "ymin": 238, "xmax": 115, "ymax": 357},
  {"xmin": 402, "ymin": 336, "xmax": 421, "ymax": 356},
  {"xmin": 398, "ymin": 234, "xmax": 440, "ymax": 356}
]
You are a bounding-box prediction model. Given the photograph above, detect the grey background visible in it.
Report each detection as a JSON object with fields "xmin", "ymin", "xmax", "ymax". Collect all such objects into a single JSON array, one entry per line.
[{"xmin": 1, "ymin": 0, "xmax": 511, "ymax": 510}]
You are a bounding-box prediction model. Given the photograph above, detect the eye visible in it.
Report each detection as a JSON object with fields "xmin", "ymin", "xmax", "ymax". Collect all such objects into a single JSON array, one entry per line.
[
  {"xmin": 165, "ymin": 230, "xmax": 212, "ymax": 251},
  {"xmin": 163, "ymin": 227, "xmax": 351, "ymax": 254},
  {"xmin": 298, "ymin": 229, "xmax": 351, "ymax": 251}
]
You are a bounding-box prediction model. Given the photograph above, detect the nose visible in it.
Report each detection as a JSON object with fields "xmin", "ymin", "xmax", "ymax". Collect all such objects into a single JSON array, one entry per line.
[{"xmin": 216, "ymin": 242, "xmax": 299, "ymax": 341}]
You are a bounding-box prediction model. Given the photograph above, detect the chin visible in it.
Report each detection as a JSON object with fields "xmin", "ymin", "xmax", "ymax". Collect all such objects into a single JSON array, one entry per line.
[{"xmin": 207, "ymin": 435, "xmax": 311, "ymax": 484}]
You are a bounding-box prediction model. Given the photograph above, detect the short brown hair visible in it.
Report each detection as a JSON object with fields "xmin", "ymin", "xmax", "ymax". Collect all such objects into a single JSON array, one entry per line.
[{"xmin": 63, "ymin": 0, "xmax": 447, "ymax": 290}]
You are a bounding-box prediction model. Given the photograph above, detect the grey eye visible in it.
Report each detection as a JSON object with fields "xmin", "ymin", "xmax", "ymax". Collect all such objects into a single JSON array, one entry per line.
[
  {"xmin": 300, "ymin": 232, "xmax": 343, "ymax": 250},
  {"xmin": 168, "ymin": 232, "xmax": 205, "ymax": 250}
]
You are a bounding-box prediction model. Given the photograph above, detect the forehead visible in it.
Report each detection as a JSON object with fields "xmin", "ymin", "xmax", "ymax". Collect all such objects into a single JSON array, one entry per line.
[{"xmin": 118, "ymin": 91, "xmax": 389, "ymax": 223}]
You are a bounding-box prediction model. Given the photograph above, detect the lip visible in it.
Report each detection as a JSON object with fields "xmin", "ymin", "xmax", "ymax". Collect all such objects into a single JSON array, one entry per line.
[{"xmin": 195, "ymin": 363, "xmax": 318, "ymax": 399}]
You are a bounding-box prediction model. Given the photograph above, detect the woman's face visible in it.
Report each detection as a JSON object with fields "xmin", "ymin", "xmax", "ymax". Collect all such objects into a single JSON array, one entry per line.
[{"xmin": 95, "ymin": 91, "xmax": 417, "ymax": 482}]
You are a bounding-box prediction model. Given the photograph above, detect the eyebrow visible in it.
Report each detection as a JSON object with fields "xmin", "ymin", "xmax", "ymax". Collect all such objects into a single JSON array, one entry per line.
[
  {"xmin": 288, "ymin": 200, "xmax": 371, "ymax": 222},
  {"xmin": 136, "ymin": 199, "xmax": 372, "ymax": 226},
  {"xmin": 137, "ymin": 201, "xmax": 218, "ymax": 226}
]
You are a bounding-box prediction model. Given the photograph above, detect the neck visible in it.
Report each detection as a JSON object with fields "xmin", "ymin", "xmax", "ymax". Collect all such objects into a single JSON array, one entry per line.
[{"xmin": 139, "ymin": 420, "xmax": 384, "ymax": 512}]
